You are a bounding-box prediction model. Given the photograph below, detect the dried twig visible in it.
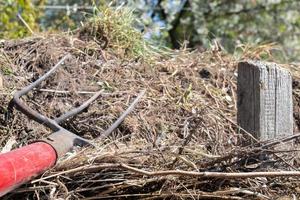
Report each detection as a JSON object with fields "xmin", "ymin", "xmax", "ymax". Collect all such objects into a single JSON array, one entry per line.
[
  {"xmin": 33, "ymin": 162, "xmax": 300, "ymax": 181},
  {"xmin": 17, "ymin": 13, "xmax": 34, "ymax": 34}
]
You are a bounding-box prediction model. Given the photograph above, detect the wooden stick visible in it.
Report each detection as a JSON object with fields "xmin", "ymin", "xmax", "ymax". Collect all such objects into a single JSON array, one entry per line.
[
  {"xmin": 83, "ymin": 193, "xmax": 243, "ymax": 200},
  {"xmin": 17, "ymin": 13, "xmax": 34, "ymax": 34},
  {"xmin": 35, "ymin": 88, "xmax": 98, "ymax": 94},
  {"xmin": 261, "ymin": 132, "xmax": 300, "ymax": 148},
  {"xmin": 118, "ymin": 163, "xmax": 300, "ymax": 178},
  {"xmin": 33, "ymin": 162, "xmax": 300, "ymax": 182}
]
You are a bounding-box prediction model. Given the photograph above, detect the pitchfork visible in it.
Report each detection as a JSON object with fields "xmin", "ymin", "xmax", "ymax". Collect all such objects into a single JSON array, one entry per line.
[{"xmin": 0, "ymin": 54, "xmax": 144, "ymax": 196}]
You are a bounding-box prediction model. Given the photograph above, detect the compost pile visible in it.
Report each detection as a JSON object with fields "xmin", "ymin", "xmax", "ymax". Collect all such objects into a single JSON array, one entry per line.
[{"xmin": 1, "ymin": 10, "xmax": 300, "ymax": 200}]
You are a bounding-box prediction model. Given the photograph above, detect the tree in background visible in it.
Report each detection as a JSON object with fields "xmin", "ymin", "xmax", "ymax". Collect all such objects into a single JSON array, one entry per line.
[
  {"xmin": 0, "ymin": 0, "xmax": 45, "ymax": 38},
  {"xmin": 1, "ymin": 0, "xmax": 300, "ymax": 61},
  {"xmin": 142, "ymin": 0, "xmax": 300, "ymax": 60},
  {"xmin": 41, "ymin": 0, "xmax": 102, "ymax": 30}
]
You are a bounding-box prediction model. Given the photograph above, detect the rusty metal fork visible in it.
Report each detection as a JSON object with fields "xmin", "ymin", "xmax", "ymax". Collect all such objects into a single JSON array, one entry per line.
[
  {"xmin": 0, "ymin": 54, "xmax": 145, "ymax": 197},
  {"xmin": 7, "ymin": 54, "xmax": 101, "ymax": 157}
]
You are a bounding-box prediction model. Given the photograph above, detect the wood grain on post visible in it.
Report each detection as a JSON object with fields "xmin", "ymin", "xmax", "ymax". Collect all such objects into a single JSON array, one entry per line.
[{"xmin": 237, "ymin": 61, "xmax": 293, "ymax": 140}]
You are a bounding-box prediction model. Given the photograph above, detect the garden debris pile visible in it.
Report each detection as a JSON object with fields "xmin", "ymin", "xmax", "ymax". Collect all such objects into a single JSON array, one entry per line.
[{"xmin": 1, "ymin": 13, "xmax": 300, "ymax": 200}]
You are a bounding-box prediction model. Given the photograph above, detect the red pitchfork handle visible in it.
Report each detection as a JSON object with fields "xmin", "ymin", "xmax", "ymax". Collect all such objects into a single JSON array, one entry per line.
[{"xmin": 0, "ymin": 142, "xmax": 56, "ymax": 196}]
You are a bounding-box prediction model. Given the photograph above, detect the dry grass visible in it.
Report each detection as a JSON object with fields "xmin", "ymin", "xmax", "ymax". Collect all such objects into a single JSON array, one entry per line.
[
  {"xmin": 77, "ymin": 6, "xmax": 155, "ymax": 59},
  {"xmin": 1, "ymin": 7, "xmax": 300, "ymax": 200}
]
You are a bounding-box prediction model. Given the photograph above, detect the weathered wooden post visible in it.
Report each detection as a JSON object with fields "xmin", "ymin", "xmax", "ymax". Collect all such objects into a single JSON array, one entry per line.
[{"xmin": 237, "ymin": 61, "xmax": 293, "ymax": 140}]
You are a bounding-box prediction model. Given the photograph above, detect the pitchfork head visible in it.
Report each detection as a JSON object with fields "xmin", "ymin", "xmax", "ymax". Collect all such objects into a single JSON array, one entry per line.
[{"xmin": 7, "ymin": 54, "xmax": 100, "ymax": 157}]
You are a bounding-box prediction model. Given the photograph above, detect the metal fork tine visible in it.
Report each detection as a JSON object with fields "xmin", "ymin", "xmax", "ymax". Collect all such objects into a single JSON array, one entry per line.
[
  {"xmin": 17, "ymin": 55, "xmax": 70, "ymax": 96},
  {"xmin": 9, "ymin": 55, "xmax": 70, "ymax": 130},
  {"xmin": 9, "ymin": 54, "xmax": 102, "ymax": 132},
  {"xmin": 54, "ymin": 90, "xmax": 103, "ymax": 123}
]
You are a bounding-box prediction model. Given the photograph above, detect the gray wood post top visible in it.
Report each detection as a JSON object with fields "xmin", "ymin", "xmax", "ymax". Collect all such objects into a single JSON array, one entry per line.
[{"xmin": 237, "ymin": 61, "xmax": 293, "ymax": 140}]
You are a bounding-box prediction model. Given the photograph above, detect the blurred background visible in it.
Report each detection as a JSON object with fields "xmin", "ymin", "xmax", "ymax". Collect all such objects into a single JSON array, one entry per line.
[{"xmin": 1, "ymin": 0, "xmax": 300, "ymax": 62}]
